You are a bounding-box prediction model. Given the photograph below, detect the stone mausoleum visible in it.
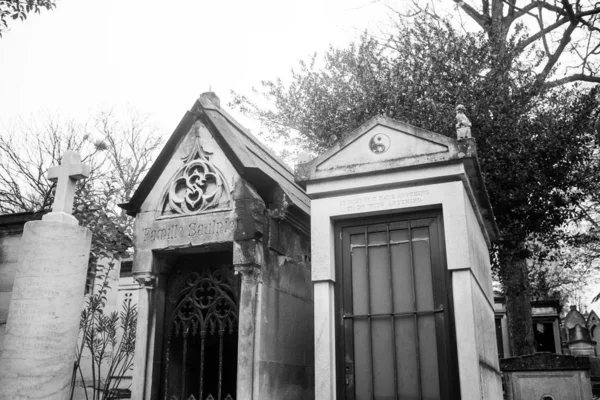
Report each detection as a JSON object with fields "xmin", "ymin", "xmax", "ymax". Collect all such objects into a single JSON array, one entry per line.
[
  {"xmin": 118, "ymin": 92, "xmax": 314, "ymax": 400},
  {"xmin": 296, "ymin": 116, "xmax": 502, "ymax": 399},
  {"xmin": 0, "ymin": 92, "xmax": 504, "ymax": 400}
]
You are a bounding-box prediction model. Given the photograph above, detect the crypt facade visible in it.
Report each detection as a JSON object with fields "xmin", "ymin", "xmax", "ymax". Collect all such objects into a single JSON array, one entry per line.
[{"xmin": 119, "ymin": 92, "xmax": 313, "ymax": 400}]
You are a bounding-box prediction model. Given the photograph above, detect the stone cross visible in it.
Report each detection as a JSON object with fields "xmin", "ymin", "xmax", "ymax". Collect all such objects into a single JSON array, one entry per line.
[{"xmin": 43, "ymin": 150, "xmax": 90, "ymax": 224}]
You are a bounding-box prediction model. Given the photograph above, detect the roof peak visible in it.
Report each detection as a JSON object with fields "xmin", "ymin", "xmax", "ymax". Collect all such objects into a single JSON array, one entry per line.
[{"xmin": 200, "ymin": 92, "xmax": 220, "ymax": 108}]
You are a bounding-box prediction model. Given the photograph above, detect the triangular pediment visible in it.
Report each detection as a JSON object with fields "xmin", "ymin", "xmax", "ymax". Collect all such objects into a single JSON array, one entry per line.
[
  {"xmin": 296, "ymin": 116, "xmax": 471, "ymax": 182},
  {"xmin": 121, "ymin": 93, "xmax": 310, "ymax": 218},
  {"xmin": 317, "ymin": 123, "xmax": 449, "ymax": 171}
]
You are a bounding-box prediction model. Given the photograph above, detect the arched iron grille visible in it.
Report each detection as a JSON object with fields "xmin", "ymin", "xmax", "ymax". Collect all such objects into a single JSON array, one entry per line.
[{"xmin": 164, "ymin": 267, "xmax": 238, "ymax": 400}]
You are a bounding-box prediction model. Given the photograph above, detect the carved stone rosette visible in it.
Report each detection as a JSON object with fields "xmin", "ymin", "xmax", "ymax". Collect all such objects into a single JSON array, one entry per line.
[{"xmin": 162, "ymin": 136, "xmax": 229, "ymax": 216}]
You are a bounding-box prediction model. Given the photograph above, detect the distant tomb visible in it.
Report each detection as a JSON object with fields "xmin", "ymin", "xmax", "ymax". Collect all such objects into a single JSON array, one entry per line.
[
  {"xmin": 564, "ymin": 305, "xmax": 596, "ymax": 357},
  {"xmin": 501, "ymin": 353, "xmax": 592, "ymax": 400}
]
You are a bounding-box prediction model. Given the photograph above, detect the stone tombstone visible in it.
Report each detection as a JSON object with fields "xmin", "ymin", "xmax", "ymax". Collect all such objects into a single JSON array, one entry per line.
[
  {"xmin": 501, "ymin": 353, "xmax": 593, "ymax": 400},
  {"xmin": 296, "ymin": 116, "xmax": 502, "ymax": 400},
  {"xmin": 587, "ymin": 310, "xmax": 600, "ymax": 356},
  {"xmin": 0, "ymin": 151, "xmax": 92, "ymax": 399},
  {"xmin": 119, "ymin": 93, "xmax": 313, "ymax": 400},
  {"xmin": 564, "ymin": 305, "xmax": 596, "ymax": 356}
]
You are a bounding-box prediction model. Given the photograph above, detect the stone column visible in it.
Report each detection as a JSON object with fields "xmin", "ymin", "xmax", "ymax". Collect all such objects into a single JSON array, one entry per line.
[
  {"xmin": 234, "ymin": 265, "xmax": 260, "ymax": 400},
  {"xmin": 314, "ymin": 279, "xmax": 336, "ymax": 400},
  {"xmin": 148, "ymin": 272, "xmax": 168, "ymax": 400},
  {"xmin": 0, "ymin": 220, "xmax": 92, "ymax": 399},
  {"xmin": 130, "ymin": 272, "xmax": 156, "ymax": 400},
  {"xmin": 233, "ymin": 238, "xmax": 264, "ymax": 400}
]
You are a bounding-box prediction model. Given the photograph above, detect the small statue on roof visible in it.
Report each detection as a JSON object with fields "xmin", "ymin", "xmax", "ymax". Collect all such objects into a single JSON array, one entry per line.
[{"xmin": 455, "ymin": 104, "xmax": 472, "ymax": 140}]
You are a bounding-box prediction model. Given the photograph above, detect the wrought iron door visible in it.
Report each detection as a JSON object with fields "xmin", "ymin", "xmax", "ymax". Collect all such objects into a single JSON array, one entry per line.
[
  {"xmin": 337, "ymin": 214, "xmax": 458, "ymax": 400},
  {"xmin": 162, "ymin": 263, "xmax": 238, "ymax": 400}
]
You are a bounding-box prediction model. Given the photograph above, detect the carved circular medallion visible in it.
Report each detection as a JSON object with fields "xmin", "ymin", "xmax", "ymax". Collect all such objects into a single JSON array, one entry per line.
[{"xmin": 369, "ymin": 133, "xmax": 390, "ymax": 154}]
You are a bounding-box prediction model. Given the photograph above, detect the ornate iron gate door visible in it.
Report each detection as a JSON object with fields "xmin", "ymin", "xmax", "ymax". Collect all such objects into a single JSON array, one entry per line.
[
  {"xmin": 337, "ymin": 215, "xmax": 458, "ymax": 400},
  {"xmin": 162, "ymin": 264, "xmax": 238, "ymax": 400}
]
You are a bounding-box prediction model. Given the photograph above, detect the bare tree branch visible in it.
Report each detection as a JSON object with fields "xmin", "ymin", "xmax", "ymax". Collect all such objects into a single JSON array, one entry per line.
[
  {"xmin": 453, "ymin": 0, "xmax": 490, "ymax": 29},
  {"xmin": 544, "ymin": 73, "xmax": 600, "ymax": 88}
]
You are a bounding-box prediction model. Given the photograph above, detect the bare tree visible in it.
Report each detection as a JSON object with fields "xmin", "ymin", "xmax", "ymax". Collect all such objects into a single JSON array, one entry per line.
[
  {"xmin": 92, "ymin": 109, "xmax": 163, "ymax": 204},
  {"xmin": 402, "ymin": 0, "xmax": 600, "ymax": 91},
  {"xmin": 0, "ymin": 116, "xmax": 107, "ymax": 213},
  {"xmin": 0, "ymin": 110, "xmax": 163, "ymax": 215}
]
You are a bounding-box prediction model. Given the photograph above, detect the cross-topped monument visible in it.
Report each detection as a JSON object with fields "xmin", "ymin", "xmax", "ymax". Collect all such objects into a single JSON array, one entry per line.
[
  {"xmin": 43, "ymin": 150, "xmax": 90, "ymax": 224},
  {"xmin": 0, "ymin": 150, "xmax": 93, "ymax": 399}
]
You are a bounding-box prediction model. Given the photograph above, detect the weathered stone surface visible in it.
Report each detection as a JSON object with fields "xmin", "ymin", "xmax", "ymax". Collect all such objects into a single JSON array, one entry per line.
[
  {"xmin": 233, "ymin": 180, "xmax": 266, "ymax": 241},
  {"xmin": 120, "ymin": 94, "xmax": 313, "ymax": 400},
  {"xmin": 502, "ymin": 354, "xmax": 592, "ymax": 400},
  {"xmin": 256, "ymin": 361, "xmax": 313, "ymax": 400},
  {"xmin": 501, "ymin": 353, "xmax": 591, "ymax": 371},
  {"xmin": 135, "ymin": 210, "xmax": 240, "ymax": 251},
  {"xmin": 0, "ymin": 292, "xmax": 11, "ymax": 323},
  {"xmin": 0, "ymin": 220, "xmax": 92, "ymax": 400},
  {"xmin": 0, "ymin": 235, "xmax": 22, "ymax": 292},
  {"xmin": 565, "ymin": 305, "xmax": 588, "ymax": 331}
]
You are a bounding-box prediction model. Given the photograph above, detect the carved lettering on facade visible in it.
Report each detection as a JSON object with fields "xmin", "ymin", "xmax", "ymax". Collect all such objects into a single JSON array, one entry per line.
[
  {"xmin": 143, "ymin": 218, "xmax": 239, "ymax": 243},
  {"xmin": 339, "ymin": 189, "xmax": 430, "ymax": 213}
]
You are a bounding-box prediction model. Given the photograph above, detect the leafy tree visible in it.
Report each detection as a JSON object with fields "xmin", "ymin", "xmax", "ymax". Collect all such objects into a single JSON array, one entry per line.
[
  {"xmin": 528, "ymin": 235, "xmax": 600, "ymax": 304},
  {"xmin": 0, "ymin": 0, "xmax": 57, "ymax": 36},
  {"xmin": 231, "ymin": 14, "xmax": 600, "ymax": 356}
]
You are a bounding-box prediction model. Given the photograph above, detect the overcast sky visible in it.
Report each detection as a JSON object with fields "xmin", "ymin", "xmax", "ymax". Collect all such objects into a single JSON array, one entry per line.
[{"xmin": 0, "ymin": 0, "xmax": 398, "ymax": 134}]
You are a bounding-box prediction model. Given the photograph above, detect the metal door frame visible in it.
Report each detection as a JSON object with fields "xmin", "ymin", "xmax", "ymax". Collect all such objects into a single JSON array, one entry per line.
[{"xmin": 334, "ymin": 209, "xmax": 460, "ymax": 399}]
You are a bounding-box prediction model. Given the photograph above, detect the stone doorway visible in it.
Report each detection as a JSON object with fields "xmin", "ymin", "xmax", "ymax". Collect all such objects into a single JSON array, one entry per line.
[
  {"xmin": 161, "ymin": 252, "xmax": 240, "ymax": 400},
  {"xmin": 336, "ymin": 213, "xmax": 459, "ymax": 400}
]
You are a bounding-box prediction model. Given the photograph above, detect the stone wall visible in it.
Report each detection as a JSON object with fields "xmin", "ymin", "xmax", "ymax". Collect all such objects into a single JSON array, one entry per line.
[
  {"xmin": 0, "ymin": 212, "xmax": 46, "ymax": 357},
  {"xmin": 253, "ymin": 216, "xmax": 313, "ymax": 399},
  {"xmin": 463, "ymin": 186, "xmax": 502, "ymax": 395},
  {"xmin": 501, "ymin": 353, "xmax": 593, "ymax": 400},
  {"xmin": 0, "ymin": 232, "xmax": 22, "ymax": 356}
]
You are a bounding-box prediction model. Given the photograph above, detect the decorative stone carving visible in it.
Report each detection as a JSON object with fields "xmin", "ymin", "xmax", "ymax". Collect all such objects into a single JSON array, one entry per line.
[
  {"xmin": 369, "ymin": 133, "xmax": 390, "ymax": 154},
  {"xmin": 456, "ymin": 104, "xmax": 472, "ymax": 140},
  {"xmin": 234, "ymin": 264, "xmax": 261, "ymax": 282},
  {"xmin": 135, "ymin": 272, "xmax": 157, "ymax": 290},
  {"xmin": 162, "ymin": 136, "xmax": 229, "ymax": 216}
]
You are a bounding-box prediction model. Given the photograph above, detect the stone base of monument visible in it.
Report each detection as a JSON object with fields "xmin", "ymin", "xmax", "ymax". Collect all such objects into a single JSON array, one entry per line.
[
  {"xmin": 500, "ymin": 353, "xmax": 593, "ymax": 400},
  {"xmin": 0, "ymin": 220, "xmax": 92, "ymax": 399}
]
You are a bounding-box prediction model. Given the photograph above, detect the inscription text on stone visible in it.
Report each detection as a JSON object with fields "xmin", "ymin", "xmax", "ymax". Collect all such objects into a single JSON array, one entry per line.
[{"xmin": 339, "ymin": 189, "xmax": 430, "ymax": 213}]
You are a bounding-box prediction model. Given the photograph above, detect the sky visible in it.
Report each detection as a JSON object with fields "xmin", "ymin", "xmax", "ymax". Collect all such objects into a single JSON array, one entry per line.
[{"xmin": 0, "ymin": 0, "xmax": 399, "ymax": 134}]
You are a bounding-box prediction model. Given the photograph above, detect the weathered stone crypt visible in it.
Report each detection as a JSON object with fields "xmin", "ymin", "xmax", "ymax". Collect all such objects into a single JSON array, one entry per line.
[
  {"xmin": 119, "ymin": 93, "xmax": 313, "ymax": 400},
  {"xmin": 296, "ymin": 116, "xmax": 503, "ymax": 399}
]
